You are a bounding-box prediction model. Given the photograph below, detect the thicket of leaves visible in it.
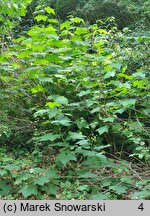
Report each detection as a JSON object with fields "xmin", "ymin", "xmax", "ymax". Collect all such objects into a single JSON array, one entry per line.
[
  {"xmin": 75, "ymin": 0, "xmax": 150, "ymax": 29},
  {"xmin": 0, "ymin": 3, "xmax": 150, "ymax": 200},
  {"xmin": 24, "ymin": 0, "xmax": 150, "ymax": 30}
]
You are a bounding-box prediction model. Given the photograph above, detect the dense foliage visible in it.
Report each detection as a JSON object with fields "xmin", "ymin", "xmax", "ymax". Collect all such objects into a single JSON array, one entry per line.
[
  {"xmin": 0, "ymin": 1, "xmax": 150, "ymax": 200},
  {"xmin": 22, "ymin": 0, "xmax": 150, "ymax": 30}
]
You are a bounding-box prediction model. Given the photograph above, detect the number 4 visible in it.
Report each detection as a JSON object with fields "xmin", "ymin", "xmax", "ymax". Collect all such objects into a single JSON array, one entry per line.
[{"xmin": 138, "ymin": 203, "xmax": 144, "ymax": 211}]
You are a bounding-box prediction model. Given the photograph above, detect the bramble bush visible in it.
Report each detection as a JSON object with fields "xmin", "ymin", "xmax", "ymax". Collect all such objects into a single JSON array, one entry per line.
[{"xmin": 0, "ymin": 5, "xmax": 150, "ymax": 199}]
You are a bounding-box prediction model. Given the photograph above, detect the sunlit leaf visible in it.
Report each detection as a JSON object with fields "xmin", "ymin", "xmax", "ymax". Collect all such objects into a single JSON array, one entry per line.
[
  {"xmin": 46, "ymin": 102, "xmax": 60, "ymax": 109},
  {"xmin": 96, "ymin": 126, "xmax": 109, "ymax": 135},
  {"xmin": 45, "ymin": 7, "xmax": 55, "ymax": 15},
  {"xmin": 35, "ymin": 15, "xmax": 48, "ymax": 22}
]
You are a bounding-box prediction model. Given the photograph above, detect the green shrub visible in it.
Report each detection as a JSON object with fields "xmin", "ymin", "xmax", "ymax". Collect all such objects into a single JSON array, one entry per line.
[{"xmin": 0, "ymin": 6, "xmax": 149, "ymax": 200}]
